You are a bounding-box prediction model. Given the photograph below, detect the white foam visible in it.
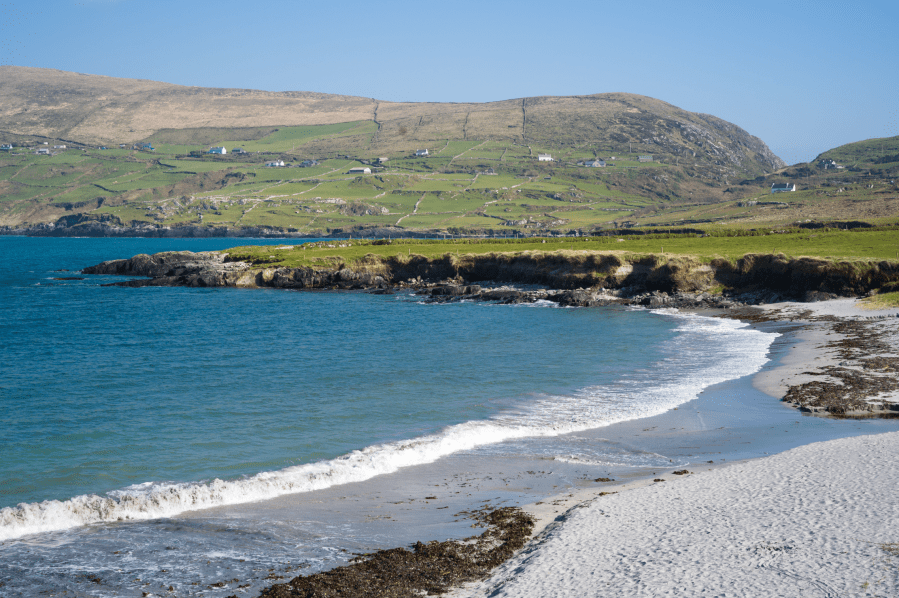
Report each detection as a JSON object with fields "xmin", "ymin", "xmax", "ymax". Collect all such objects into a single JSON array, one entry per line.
[{"xmin": 0, "ymin": 310, "xmax": 776, "ymax": 541}]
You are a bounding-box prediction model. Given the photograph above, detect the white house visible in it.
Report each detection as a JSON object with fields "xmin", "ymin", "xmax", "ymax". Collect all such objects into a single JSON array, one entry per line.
[
  {"xmin": 581, "ymin": 159, "xmax": 605, "ymax": 167},
  {"xmin": 771, "ymin": 183, "xmax": 796, "ymax": 193},
  {"xmin": 207, "ymin": 147, "xmax": 227, "ymax": 155},
  {"xmin": 35, "ymin": 148, "xmax": 50, "ymax": 155},
  {"xmin": 266, "ymin": 160, "xmax": 285, "ymax": 167},
  {"xmin": 0, "ymin": 144, "xmax": 12, "ymax": 151},
  {"xmin": 538, "ymin": 153, "xmax": 552, "ymax": 162},
  {"xmin": 415, "ymin": 149, "xmax": 429, "ymax": 157},
  {"xmin": 53, "ymin": 145, "xmax": 66, "ymax": 149},
  {"xmin": 348, "ymin": 166, "xmax": 371, "ymax": 174}
]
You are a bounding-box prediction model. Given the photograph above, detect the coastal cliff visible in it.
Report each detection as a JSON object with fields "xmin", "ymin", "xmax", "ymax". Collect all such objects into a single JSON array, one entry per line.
[{"xmin": 82, "ymin": 248, "xmax": 899, "ymax": 307}]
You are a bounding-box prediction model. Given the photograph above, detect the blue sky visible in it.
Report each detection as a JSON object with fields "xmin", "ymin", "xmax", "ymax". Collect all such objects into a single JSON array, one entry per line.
[{"xmin": 1, "ymin": 0, "xmax": 896, "ymax": 165}]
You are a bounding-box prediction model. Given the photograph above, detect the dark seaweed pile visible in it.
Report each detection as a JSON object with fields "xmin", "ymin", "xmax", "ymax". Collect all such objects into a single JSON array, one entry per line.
[
  {"xmin": 258, "ymin": 506, "xmax": 534, "ymax": 598},
  {"xmin": 782, "ymin": 320, "xmax": 899, "ymax": 416}
]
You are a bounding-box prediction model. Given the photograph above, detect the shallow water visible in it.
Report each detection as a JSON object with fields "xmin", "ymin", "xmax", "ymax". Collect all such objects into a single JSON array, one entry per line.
[{"xmin": 1, "ymin": 237, "xmax": 895, "ymax": 597}]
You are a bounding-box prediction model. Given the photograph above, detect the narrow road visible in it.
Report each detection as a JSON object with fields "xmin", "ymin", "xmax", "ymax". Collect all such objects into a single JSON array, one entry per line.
[{"xmin": 395, "ymin": 193, "xmax": 425, "ymax": 225}]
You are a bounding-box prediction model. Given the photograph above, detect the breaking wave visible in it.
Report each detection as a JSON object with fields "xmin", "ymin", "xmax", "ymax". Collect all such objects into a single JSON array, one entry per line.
[{"xmin": 0, "ymin": 311, "xmax": 776, "ymax": 541}]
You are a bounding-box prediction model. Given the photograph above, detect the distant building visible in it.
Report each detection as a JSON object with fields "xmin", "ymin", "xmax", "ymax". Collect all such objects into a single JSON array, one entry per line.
[
  {"xmin": 818, "ymin": 159, "xmax": 844, "ymax": 170},
  {"xmin": 348, "ymin": 166, "xmax": 371, "ymax": 174},
  {"xmin": 53, "ymin": 145, "xmax": 66, "ymax": 149},
  {"xmin": 638, "ymin": 155, "xmax": 653, "ymax": 162},
  {"xmin": 378, "ymin": 157, "xmax": 389, "ymax": 163},
  {"xmin": 119, "ymin": 144, "xmax": 127, "ymax": 149},
  {"xmin": 265, "ymin": 160, "xmax": 285, "ymax": 167},
  {"xmin": 98, "ymin": 146, "xmax": 107, "ymax": 150},
  {"xmin": 538, "ymin": 153, "xmax": 552, "ymax": 162},
  {"xmin": 580, "ymin": 159, "xmax": 605, "ymax": 167},
  {"xmin": 0, "ymin": 143, "xmax": 12, "ymax": 151},
  {"xmin": 299, "ymin": 159, "xmax": 320, "ymax": 167},
  {"xmin": 207, "ymin": 147, "xmax": 227, "ymax": 155},
  {"xmin": 770, "ymin": 183, "xmax": 796, "ymax": 193},
  {"xmin": 415, "ymin": 149, "xmax": 429, "ymax": 157},
  {"xmin": 232, "ymin": 148, "xmax": 247, "ymax": 154},
  {"xmin": 35, "ymin": 148, "xmax": 50, "ymax": 155},
  {"xmin": 137, "ymin": 143, "xmax": 155, "ymax": 151}
]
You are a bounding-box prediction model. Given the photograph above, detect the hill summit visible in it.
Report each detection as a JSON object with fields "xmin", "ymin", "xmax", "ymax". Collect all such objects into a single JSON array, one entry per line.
[{"xmin": 0, "ymin": 66, "xmax": 783, "ymax": 178}]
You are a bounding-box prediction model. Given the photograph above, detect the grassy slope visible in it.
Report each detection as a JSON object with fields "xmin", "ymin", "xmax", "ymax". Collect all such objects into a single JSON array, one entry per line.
[{"xmin": 0, "ymin": 68, "xmax": 896, "ymax": 233}]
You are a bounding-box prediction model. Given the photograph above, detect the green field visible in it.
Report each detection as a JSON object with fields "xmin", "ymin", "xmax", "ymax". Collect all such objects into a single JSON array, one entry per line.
[
  {"xmin": 217, "ymin": 228, "xmax": 899, "ymax": 273},
  {"xmin": 2, "ymin": 130, "xmax": 897, "ymax": 235}
]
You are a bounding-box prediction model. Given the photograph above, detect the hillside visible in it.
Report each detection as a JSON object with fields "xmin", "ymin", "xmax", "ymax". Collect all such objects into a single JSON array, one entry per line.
[
  {"xmin": 0, "ymin": 66, "xmax": 783, "ymax": 174},
  {"xmin": 4, "ymin": 66, "xmax": 893, "ymax": 236}
]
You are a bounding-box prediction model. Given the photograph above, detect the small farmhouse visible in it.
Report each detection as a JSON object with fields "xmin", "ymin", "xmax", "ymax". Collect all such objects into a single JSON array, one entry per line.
[
  {"xmin": 299, "ymin": 159, "xmax": 320, "ymax": 167},
  {"xmin": 770, "ymin": 183, "xmax": 796, "ymax": 193},
  {"xmin": 232, "ymin": 148, "xmax": 247, "ymax": 154},
  {"xmin": 818, "ymin": 159, "xmax": 844, "ymax": 170},
  {"xmin": 265, "ymin": 160, "xmax": 285, "ymax": 167},
  {"xmin": 580, "ymin": 159, "xmax": 605, "ymax": 167},
  {"xmin": 638, "ymin": 155, "xmax": 653, "ymax": 163},
  {"xmin": 0, "ymin": 143, "xmax": 12, "ymax": 151},
  {"xmin": 35, "ymin": 148, "xmax": 50, "ymax": 155},
  {"xmin": 207, "ymin": 147, "xmax": 227, "ymax": 155},
  {"xmin": 415, "ymin": 149, "xmax": 429, "ymax": 157},
  {"xmin": 53, "ymin": 145, "xmax": 66, "ymax": 149},
  {"xmin": 538, "ymin": 153, "xmax": 552, "ymax": 162},
  {"xmin": 348, "ymin": 166, "xmax": 371, "ymax": 174}
]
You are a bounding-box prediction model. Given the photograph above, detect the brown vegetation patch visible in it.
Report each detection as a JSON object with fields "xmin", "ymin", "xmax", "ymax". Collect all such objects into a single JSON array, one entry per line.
[
  {"xmin": 782, "ymin": 320, "xmax": 899, "ymax": 416},
  {"xmin": 260, "ymin": 506, "xmax": 534, "ymax": 598}
]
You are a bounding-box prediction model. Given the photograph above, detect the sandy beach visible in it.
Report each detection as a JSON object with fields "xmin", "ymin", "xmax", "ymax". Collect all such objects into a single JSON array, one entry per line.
[{"xmin": 451, "ymin": 298, "xmax": 899, "ymax": 597}]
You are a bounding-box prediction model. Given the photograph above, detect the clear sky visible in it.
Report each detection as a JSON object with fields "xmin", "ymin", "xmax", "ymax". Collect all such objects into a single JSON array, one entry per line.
[{"xmin": 1, "ymin": 0, "xmax": 896, "ymax": 165}]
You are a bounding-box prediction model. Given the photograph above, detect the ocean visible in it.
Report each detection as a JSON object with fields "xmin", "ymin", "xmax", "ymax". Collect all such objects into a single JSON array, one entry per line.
[{"xmin": 1, "ymin": 236, "xmax": 896, "ymax": 597}]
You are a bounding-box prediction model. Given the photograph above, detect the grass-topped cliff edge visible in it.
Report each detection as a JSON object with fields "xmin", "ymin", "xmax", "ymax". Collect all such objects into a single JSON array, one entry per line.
[{"xmin": 85, "ymin": 227, "xmax": 899, "ymax": 304}]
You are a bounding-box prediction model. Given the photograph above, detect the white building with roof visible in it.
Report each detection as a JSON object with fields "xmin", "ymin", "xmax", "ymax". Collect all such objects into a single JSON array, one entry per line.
[
  {"xmin": 770, "ymin": 183, "xmax": 796, "ymax": 193},
  {"xmin": 538, "ymin": 153, "xmax": 552, "ymax": 162}
]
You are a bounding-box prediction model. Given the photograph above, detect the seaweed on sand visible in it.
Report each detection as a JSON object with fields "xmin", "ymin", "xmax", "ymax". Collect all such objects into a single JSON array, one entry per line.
[{"xmin": 259, "ymin": 506, "xmax": 534, "ymax": 598}]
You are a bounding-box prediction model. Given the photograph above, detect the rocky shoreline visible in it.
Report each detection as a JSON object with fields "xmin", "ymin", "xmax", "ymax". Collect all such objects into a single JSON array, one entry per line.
[{"xmin": 82, "ymin": 247, "xmax": 899, "ymax": 308}]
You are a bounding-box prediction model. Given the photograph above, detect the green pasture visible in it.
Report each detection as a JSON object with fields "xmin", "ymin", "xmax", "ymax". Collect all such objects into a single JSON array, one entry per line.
[
  {"xmin": 218, "ymin": 228, "xmax": 899, "ymax": 271},
  {"xmin": 416, "ymin": 194, "xmax": 483, "ymax": 214},
  {"xmin": 48, "ymin": 186, "xmax": 112, "ymax": 204},
  {"xmin": 262, "ymin": 181, "xmax": 322, "ymax": 196},
  {"xmin": 470, "ymin": 174, "xmax": 524, "ymax": 190},
  {"xmin": 403, "ymin": 178, "xmax": 470, "ymax": 192},
  {"xmin": 158, "ymin": 159, "xmax": 246, "ymax": 173}
]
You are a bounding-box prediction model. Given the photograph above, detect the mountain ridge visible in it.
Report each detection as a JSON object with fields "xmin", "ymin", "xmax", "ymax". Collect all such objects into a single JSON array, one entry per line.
[{"xmin": 0, "ymin": 66, "xmax": 784, "ymax": 176}]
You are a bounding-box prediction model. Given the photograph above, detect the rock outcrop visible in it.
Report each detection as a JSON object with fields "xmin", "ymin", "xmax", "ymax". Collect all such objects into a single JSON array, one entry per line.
[{"xmin": 82, "ymin": 249, "xmax": 899, "ymax": 309}]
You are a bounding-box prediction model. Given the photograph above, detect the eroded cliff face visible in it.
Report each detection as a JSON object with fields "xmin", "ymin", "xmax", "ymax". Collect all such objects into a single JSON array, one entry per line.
[{"xmin": 82, "ymin": 250, "xmax": 899, "ymax": 305}]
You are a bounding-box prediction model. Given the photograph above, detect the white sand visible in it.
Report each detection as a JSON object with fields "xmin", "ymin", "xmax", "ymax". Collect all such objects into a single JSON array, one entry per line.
[
  {"xmin": 455, "ymin": 432, "xmax": 899, "ymax": 597},
  {"xmin": 451, "ymin": 299, "xmax": 899, "ymax": 597}
]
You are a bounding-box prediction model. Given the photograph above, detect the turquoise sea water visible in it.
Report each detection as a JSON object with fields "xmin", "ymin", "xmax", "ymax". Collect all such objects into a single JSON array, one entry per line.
[
  {"xmin": 4, "ymin": 236, "xmax": 863, "ymax": 597},
  {"xmin": 0, "ymin": 237, "xmax": 686, "ymax": 513}
]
